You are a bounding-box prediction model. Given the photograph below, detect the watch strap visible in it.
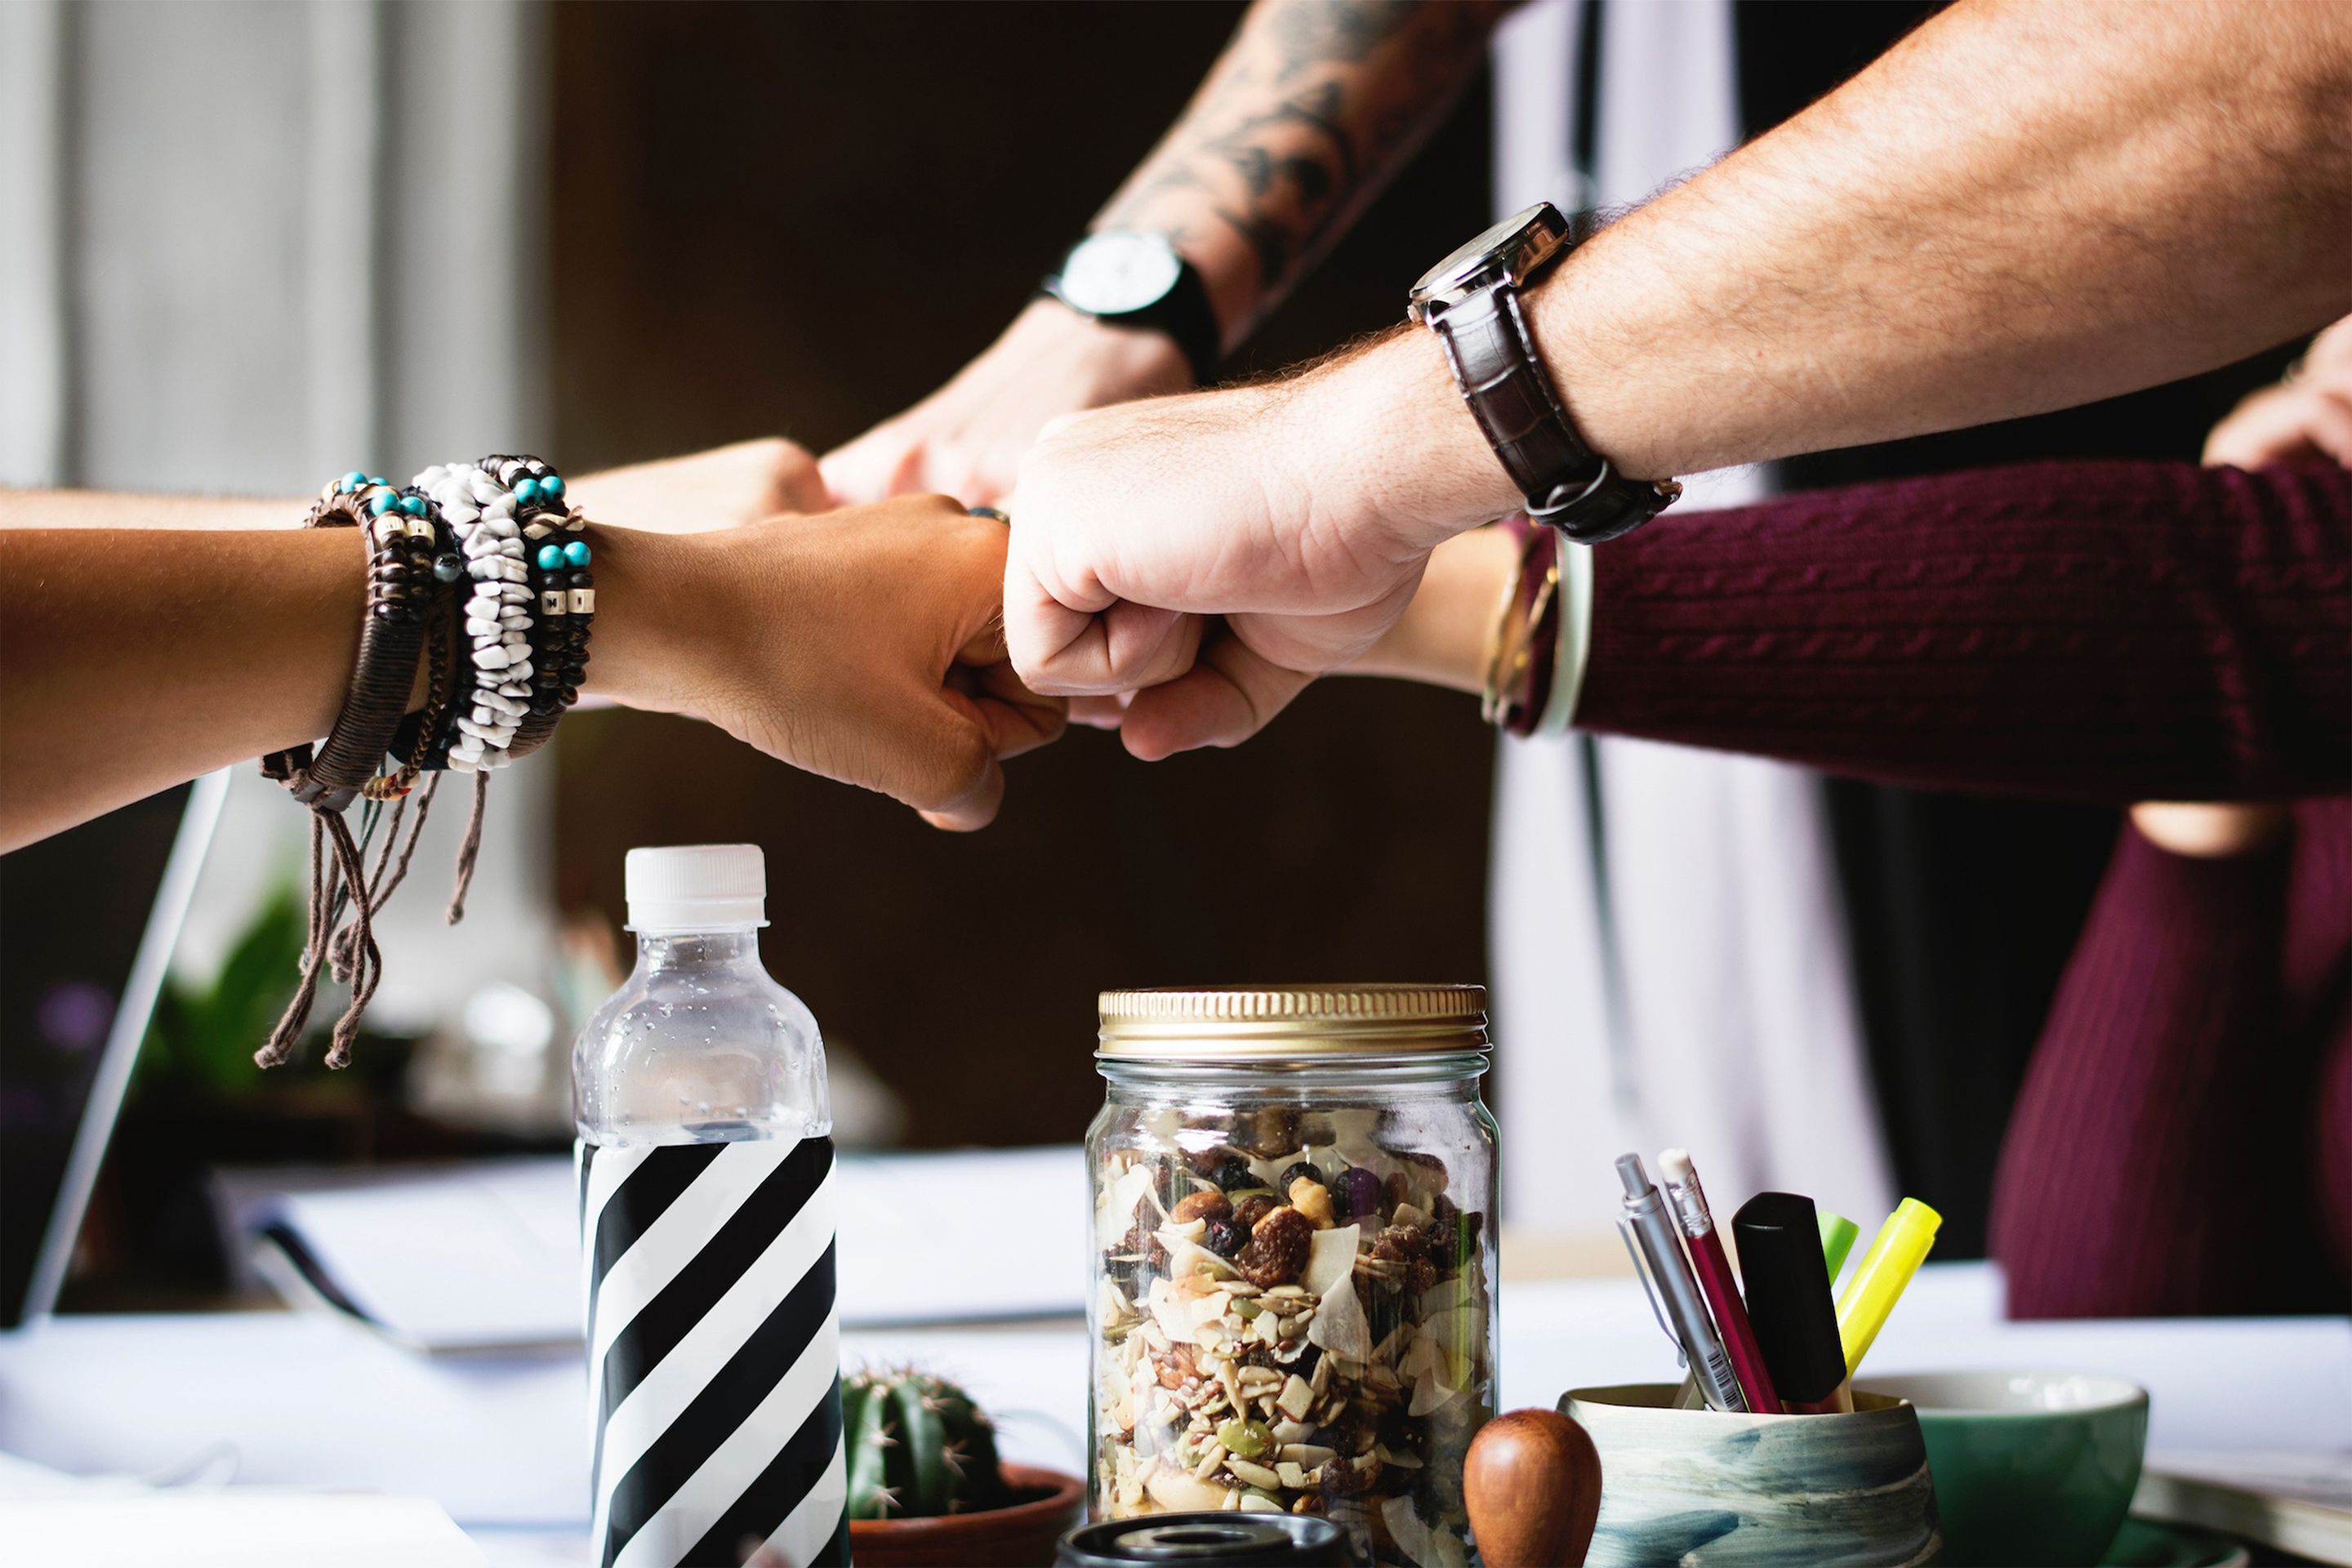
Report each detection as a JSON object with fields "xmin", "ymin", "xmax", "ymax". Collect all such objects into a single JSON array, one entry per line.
[
  {"xmin": 1429, "ymin": 283, "xmax": 1677, "ymax": 544},
  {"xmin": 1043, "ymin": 249, "xmax": 1221, "ymax": 387}
]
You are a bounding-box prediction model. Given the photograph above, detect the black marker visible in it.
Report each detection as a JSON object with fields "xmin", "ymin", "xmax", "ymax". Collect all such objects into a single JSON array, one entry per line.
[{"xmin": 1731, "ymin": 1192, "xmax": 1855, "ymax": 1414}]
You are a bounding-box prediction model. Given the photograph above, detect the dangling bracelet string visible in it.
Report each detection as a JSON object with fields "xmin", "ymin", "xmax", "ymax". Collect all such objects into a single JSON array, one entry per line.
[{"xmin": 259, "ymin": 474, "xmax": 448, "ymax": 1068}]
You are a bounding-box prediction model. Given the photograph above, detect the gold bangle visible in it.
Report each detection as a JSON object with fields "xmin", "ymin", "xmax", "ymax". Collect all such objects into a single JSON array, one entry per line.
[{"xmin": 1481, "ymin": 524, "xmax": 1561, "ymax": 730}]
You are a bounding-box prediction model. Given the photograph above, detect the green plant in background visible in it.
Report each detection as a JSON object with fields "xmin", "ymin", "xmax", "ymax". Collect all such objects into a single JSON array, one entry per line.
[
  {"xmin": 141, "ymin": 883, "xmax": 309, "ymax": 1094},
  {"xmin": 844, "ymin": 1366, "xmax": 1011, "ymax": 1519}
]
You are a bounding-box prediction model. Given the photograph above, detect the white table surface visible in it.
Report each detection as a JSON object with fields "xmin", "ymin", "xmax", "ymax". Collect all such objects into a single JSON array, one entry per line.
[{"xmin": 2, "ymin": 1262, "xmax": 2345, "ymax": 1564}]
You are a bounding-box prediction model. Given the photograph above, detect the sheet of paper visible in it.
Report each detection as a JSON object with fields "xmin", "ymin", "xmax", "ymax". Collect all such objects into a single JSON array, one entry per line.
[
  {"xmin": 0, "ymin": 1493, "xmax": 483, "ymax": 1566},
  {"xmin": 234, "ymin": 1146, "xmax": 1090, "ymax": 1349},
  {"xmin": 247, "ymin": 1162, "xmax": 581, "ymax": 1351}
]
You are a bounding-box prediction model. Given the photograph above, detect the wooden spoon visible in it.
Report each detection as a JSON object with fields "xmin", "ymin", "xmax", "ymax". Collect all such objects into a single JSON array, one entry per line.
[{"xmin": 1464, "ymin": 1409, "xmax": 1603, "ymax": 1568}]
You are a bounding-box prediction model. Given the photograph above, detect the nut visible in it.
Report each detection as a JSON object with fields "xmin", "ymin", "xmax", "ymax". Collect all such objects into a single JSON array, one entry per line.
[
  {"xmin": 1174, "ymin": 1189, "xmax": 1234, "ymax": 1225},
  {"xmin": 1235, "ymin": 1206, "xmax": 1313, "ymax": 1288},
  {"xmin": 1289, "ymin": 1178, "xmax": 1335, "ymax": 1229}
]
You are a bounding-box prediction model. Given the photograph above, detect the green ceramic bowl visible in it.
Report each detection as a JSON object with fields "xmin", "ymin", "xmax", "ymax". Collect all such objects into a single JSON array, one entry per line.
[{"xmin": 1860, "ymin": 1370, "xmax": 2149, "ymax": 1567}]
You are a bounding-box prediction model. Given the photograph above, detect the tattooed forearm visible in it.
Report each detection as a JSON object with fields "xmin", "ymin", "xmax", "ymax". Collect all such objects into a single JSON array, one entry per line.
[{"xmin": 1094, "ymin": 0, "xmax": 1512, "ymax": 345}]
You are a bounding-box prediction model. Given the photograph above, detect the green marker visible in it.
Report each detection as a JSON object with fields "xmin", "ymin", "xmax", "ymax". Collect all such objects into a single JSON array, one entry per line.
[{"xmin": 1820, "ymin": 1210, "xmax": 1860, "ymax": 1288}]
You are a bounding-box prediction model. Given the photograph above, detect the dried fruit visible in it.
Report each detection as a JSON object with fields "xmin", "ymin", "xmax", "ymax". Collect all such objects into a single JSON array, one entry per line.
[
  {"xmin": 1203, "ymin": 1218, "xmax": 1248, "ymax": 1258},
  {"xmin": 1278, "ymin": 1161, "xmax": 1330, "ymax": 1193},
  {"xmin": 1236, "ymin": 1206, "xmax": 1313, "ymax": 1288},
  {"xmin": 1289, "ymin": 1178, "xmax": 1336, "ymax": 1229},
  {"xmin": 1205, "ymin": 1154, "xmax": 1257, "ymax": 1192},
  {"xmin": 1173, "ymin": 1189, "xmax": 1234, "ymax": 1225},
  {"xmin": 1371, "ymin": 1224, "xmax": 1430, "ymax": 1263},
  {"xmin": 1241, "ymin": 1109, "xmax": 1302, "ymax": 1158},
  {"xmin": 1401, "ymin": 1151, "xmax": 1450, "ymax": 1192},
  {"xmin": 1333, "ymin": 1166, "xmax": 1382, "ymax": 1222},
  {"xmin": 1383, "ymin": 1171, "xmax": 1412, "ymax": 1213},
  {"xmin": 1407, "ymin": 1258, "xmax": 1437, "ymax": 1296},
  {"xmin": 1232, "ymin": 1193, "xmax": 1279, "ymax": 1232},
  {"xmin": 1314, "ymin": 1456, "xmax": 1371, "ymax": 1498}
]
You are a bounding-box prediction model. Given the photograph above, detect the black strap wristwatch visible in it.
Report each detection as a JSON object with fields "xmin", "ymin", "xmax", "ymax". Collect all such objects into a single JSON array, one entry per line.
[
  {"xmin": 1045, "ymin": 231, "xmax": 1222, "ymax": 387},
  {"xmin": 1409, "ymin": 203, "xmax": 1679, "ymax": 544}
]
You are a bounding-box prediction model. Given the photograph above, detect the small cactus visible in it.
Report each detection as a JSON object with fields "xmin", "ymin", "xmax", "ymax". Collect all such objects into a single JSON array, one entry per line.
[{"xmin": 844, "ymin": 1365, "xmax": 1011, "ymax": 1520}]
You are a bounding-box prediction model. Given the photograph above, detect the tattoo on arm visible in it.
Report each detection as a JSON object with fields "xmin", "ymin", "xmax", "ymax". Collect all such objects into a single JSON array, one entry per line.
[{"xmin": 1098, "ymin": 0, "xmax": 1510, "ymax": 334}]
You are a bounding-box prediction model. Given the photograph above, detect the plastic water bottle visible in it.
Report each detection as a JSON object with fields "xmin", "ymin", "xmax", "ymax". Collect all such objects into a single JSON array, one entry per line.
[{"xmin": 574, "ymin": 844, "xmax": 846, "ymax": 1568}]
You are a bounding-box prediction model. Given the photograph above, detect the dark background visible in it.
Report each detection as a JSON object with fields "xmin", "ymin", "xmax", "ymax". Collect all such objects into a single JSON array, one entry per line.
[{"xmin": 549, "ymin": 2, "xmax": 1499, "ymax": 1150}]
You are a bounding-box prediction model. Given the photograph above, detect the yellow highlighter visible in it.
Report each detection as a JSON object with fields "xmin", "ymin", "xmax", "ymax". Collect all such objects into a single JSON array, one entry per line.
[{"xmin": 1834, "ymin": 1197, "xmax": 1942, "ymax": 1376}]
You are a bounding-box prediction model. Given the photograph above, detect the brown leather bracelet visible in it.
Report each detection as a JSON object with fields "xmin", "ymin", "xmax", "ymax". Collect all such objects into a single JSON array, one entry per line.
[{"xmin": 260, "ymin": 478, "xmax": 448, "ymax": 809}]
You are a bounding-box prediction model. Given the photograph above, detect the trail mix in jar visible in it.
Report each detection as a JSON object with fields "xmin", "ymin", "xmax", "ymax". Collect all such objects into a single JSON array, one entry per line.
[{"xmin": 1092, "ymin": 1118, "xmax": 1493, "ymax": 1568}]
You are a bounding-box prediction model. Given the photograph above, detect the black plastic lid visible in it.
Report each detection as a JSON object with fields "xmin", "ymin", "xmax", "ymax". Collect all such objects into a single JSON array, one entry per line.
[
  {"xmin": 1731, "ymin": 1190, "xmax": 1849, "ymax": 1405},
  {"xmin": 1057, "ymin": 1513, "xmax": 1359, "ymax": 1567}
]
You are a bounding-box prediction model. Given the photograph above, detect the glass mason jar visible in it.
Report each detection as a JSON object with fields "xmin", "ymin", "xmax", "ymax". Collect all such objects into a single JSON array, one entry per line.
[{"xmin": 1086, "ymin": 986, "xmax": 1499, "ymax": 1568}]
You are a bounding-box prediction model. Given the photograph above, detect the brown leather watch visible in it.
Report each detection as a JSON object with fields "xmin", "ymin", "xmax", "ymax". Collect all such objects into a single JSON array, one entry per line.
[{"xmin": 1409, "ymin": 203, "xmax": 1680, "ymax": 545}]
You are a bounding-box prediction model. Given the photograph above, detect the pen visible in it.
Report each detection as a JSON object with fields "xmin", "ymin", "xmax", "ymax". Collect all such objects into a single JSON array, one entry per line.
[
  {"xmin": 1819, "ymin": 1209, "xmax": 1860, "ymax": 1289},
  {"xmin": 1658, "ymin": 1147, "xmax": 1780, "ymax": 1414},
  {"xmin": 1836, "ymin": 1197, "xmax": 1942, "ymax": 1376},
  {"xmin": 1732, "ymin": 1192, "xmax": 1854, "ymax": 1414},
  {"xmin": 1617, "ymin": 1153, "xmax": 1747, "ymax": 1412}
]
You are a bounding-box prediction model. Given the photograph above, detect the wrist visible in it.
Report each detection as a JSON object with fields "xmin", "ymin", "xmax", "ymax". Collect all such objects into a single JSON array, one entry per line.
[
  {"xmin": 1348, "ymin": 526, "xmax": 1518, "ymax": 692},
  {"xmin": 581, "ymin": 524, "xmax": 727, "ymax": 717},
  {"xmin": 1014, "ymin": 295, "xmax": 1196, "ymax": 399},
  {"xmin": 1303, "ymin": 327, "xmax": 1523, "ymax": 554}
]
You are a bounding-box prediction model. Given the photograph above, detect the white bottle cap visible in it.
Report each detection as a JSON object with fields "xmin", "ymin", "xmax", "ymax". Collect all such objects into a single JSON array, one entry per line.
[{"xmin": 625, "ymin": 844, "xmax": 768, "ymax": 932}]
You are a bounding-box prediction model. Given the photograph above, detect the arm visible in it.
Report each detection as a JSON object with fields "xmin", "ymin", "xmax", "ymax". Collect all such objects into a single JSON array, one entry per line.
[
  {"xmin": 819, "ymin": 0, "xmax": 1507, "ymax": 506},
  {"xmin": 1341, "ymin": 460, "xmax": 2352, "ymax": 804},
  {"xmin": 1006, "ymin": 0, "xmax": 2352, "ymax": 729},
  {"xmin": 0, "ymin": 498, "xmax": 1061, "ymax": 851},
  {"xmin": 0, "ymin": 439, "xmax": 829, "ymax": 536}
]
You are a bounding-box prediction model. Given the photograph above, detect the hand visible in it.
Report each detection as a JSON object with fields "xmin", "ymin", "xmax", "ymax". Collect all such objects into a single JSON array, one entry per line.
[
  {"xmin": 1003, "ymin": 330, "xmax": 1511, "ymax": 757},
  {"xmin": 571, "ymin": 438, "xmax": 830, "ymax": 533},
  {"xmin": 2203, "ymin": 317, "xmax": 2352, "ymax": 469},
  {"xmin": 591, "ymin": 497, "xmax": 1064, "ymax": 830},
  {"xmin": 820, "ymin": 299, "xmax": 1192, "ymax": 508}
]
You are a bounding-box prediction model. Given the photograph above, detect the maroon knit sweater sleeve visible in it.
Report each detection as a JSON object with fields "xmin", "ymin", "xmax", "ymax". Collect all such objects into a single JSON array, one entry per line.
[{"xmin": 1575, "ymin": 461, "xmax": 2351, "ymax": 804}]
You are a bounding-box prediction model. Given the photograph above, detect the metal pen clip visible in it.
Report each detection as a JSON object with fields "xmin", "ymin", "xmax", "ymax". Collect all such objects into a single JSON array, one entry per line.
[{"xmin": 1617, "ymin": 1214, "xmax": 1688, "ymax": 1369}]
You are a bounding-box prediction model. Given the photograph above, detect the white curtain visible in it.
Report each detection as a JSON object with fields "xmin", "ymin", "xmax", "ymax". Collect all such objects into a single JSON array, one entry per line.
[
  {"xmin": 0, "ymin": 0, "xmax": 559, "ymax": 1034},
  {"xmin": 1488, "ymin": 0, "xmax": 1895, "ymax": 1232}
]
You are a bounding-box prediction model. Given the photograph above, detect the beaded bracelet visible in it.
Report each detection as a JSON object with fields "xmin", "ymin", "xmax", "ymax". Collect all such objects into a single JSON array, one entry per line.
[
  {"xmin": 261, "ymin": 452, "xmax": 602, "ymax": 1070},
  {"xmin": 261, "ymin": 474, "xmax": 441, "ymax": 804},
  {"xmin": 474, "ymin": 453, "xmax": 595, "ymax": 758},
  {"xmin": 413, "ymin": 461, "xmax": 537, "ymax": 771},
  {"xmin": 258, "ymin": 472, "xmax": 460, "ymax": 1068}
]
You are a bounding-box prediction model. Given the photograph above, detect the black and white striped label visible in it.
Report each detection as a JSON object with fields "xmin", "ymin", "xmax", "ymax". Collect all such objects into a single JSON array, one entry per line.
[{"xmin": 579, "ymin": 1134, "xmax": 847, "ymax": 1568}]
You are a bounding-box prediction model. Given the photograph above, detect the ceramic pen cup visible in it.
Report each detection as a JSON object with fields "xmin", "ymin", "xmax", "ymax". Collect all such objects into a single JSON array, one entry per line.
[
  {"xmin": 1856, "ymin": 1370, "xmax": 2148, "ymax": 1568},
  {"xmin": 1561, "ymin": 1385, "xmax": 1943, "ymax": 1567}
]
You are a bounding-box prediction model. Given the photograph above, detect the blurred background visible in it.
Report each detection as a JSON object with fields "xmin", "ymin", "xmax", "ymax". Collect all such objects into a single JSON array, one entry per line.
[
  {"xmin": 0, "ymin": 0, "xmax": 2295, "ymax": 1312},
  {"xmin": 0, "ymin": 0, "xmax": 1495, "ymax": 1310}
]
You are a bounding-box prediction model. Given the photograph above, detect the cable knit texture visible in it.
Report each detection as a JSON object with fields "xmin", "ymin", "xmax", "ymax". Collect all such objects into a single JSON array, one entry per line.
[
  {"xmin": 1578, "ymin": 461, "xmax": 2350, "ymax": 804},
  {"xmin": 1989, "ymin": 805, "xmax": 2349, "ymax": 1316}
]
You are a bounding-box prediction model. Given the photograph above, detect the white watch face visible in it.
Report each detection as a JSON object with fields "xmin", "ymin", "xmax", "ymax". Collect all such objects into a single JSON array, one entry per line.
[{"xmin": 1058, "ymin": 232, "xmax": 1183, "ymax": 316}]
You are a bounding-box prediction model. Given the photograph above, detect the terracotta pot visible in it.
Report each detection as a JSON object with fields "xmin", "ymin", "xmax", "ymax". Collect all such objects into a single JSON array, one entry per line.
[{"xmin": 846, "ymin": 1463, "xmax": 1087, "ymax": 1568}]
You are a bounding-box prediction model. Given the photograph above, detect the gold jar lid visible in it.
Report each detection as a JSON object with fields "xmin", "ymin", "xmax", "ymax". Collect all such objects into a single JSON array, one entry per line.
[{"xmin": 1098, "ymin": 984, "xmax": 1489, "ymax": 1059}]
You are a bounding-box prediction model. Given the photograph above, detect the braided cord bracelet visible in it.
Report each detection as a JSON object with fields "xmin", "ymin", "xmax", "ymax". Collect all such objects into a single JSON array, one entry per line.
[
  {"xmin": 261, "ymin": 454, "xmax": 606, "ymax": 1068},
  {"xmin": 258, "ymin": 473, "xmax": 453, "ymax": 1067}
]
